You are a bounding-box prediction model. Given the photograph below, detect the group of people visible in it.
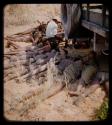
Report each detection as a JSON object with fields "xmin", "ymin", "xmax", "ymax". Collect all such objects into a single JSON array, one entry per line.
[
  {"xmin": 38, "ymin": 18, "xmax": 108, "ymax": 89},
  {"xmin": 31, "ymin": 18, "xmax": 109, "ymax": 96}
]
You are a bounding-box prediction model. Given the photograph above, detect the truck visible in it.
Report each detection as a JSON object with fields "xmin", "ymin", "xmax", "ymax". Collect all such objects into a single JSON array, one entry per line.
[
  {"xmin": 61, "ymin": 4, "xmax": 109, "ymax": 54},
  {"xmin": 61, "ymin": 4, "xmax": 109, "ymax": 93}
]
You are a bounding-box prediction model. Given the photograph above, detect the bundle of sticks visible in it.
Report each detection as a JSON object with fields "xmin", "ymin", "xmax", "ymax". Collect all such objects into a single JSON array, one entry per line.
[{"xmin": 4, "ymin": 19, "xmax": 65, "ymax": 52}]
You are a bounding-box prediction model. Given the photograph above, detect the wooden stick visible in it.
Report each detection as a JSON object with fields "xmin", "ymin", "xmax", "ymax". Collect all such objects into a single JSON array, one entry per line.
[
  {"xmin": 9, "ymin": 27, "xmax": 37, "ymax": 36},
  {"xmin": 4, "ymin": 52, "xmax": 20, "ymax": 55},
  {"xmin": 7, "ymin": 41, "xmax": 20, "ymax": 49}
]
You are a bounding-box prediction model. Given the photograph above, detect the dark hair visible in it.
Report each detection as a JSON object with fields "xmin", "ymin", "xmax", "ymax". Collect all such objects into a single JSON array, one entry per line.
[{"xmin": 52, "ymin": 19, "xmax": 59, "ymax": 23}]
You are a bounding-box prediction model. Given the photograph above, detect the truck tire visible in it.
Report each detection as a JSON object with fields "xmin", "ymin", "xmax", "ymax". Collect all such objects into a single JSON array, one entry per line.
[{"xmin": 61, "ymin": 4, "xmax": 81, "ymax": 39}]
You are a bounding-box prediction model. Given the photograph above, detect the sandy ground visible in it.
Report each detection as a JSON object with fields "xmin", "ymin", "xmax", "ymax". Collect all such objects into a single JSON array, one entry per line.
[
  {"xmin": 4, "ymin": 4, "xmax": 106, "ymax": 121},
  {"xmin": 4, "ymin": 79, "xmax": 105, "ymax": 121}
]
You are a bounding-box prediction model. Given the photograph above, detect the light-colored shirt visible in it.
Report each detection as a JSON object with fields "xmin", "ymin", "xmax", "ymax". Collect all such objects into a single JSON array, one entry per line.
[{"xmin": 46, "ymin": 20, "xmax": 58, "ymax": 38}]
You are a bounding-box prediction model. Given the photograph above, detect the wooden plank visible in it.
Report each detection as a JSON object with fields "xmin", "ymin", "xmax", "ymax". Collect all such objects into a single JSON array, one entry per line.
[
  {"xmin": 82, "ymin": 4, "xmax": 102, "ymax": 7},
  {"xmin": 82, "ymin": 4, "xmax": 103, "ymax": 9},
  {"xmin": 82, "ymin": 9, "xmax": 109, "ymax": 29},
  {"xmin": 81, "ymin": 20, "xmax": 109, "ymax": 38}
]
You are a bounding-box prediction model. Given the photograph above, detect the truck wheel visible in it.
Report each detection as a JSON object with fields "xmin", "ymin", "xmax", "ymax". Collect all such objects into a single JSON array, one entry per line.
[{"xmin": 61, "ymin": 4, "xmax": 81, "ymax": 39}]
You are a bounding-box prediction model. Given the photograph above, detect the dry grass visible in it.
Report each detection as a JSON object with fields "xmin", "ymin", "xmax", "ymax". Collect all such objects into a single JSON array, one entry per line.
[
  {"xmin": 4, "ymin": 4, "xmax": 61, "ymax": 27},
  {"xmin": 4, "ymin": 4, "xmax": 61, "ymax": 36}
]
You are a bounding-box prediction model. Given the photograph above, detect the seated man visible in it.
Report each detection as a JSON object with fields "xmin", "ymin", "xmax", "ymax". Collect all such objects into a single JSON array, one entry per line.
[
  {"xmin": 46, "ymin": 19, "xmax": 58, "ymax": 37},
  {"xmin": 46, "ymin": 19, "xmax": 61, "ymax": 51}
]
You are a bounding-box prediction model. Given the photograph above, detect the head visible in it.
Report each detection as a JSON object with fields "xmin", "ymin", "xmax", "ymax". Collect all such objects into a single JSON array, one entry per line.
[{"xmin": 52, "ymin": 19, "xmax": 59, "ymax": 24}]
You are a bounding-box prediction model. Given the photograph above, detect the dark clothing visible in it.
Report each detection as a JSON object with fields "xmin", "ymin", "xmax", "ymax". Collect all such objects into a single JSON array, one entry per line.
[{"xmin": 48, "ymin": 37, "xmax": 59, "ymax": 52}]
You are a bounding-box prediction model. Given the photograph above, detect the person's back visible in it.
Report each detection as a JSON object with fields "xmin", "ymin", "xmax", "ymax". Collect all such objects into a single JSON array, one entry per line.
[{"xmin": 46, "ymin": 20, "xmax": 58, "ymax": 38}]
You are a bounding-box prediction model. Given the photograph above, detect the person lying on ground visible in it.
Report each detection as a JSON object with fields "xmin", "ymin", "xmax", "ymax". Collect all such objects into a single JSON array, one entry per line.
[{"xmin": 64, "ymin": 51, "xmax": 99, "ymax": 96}]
